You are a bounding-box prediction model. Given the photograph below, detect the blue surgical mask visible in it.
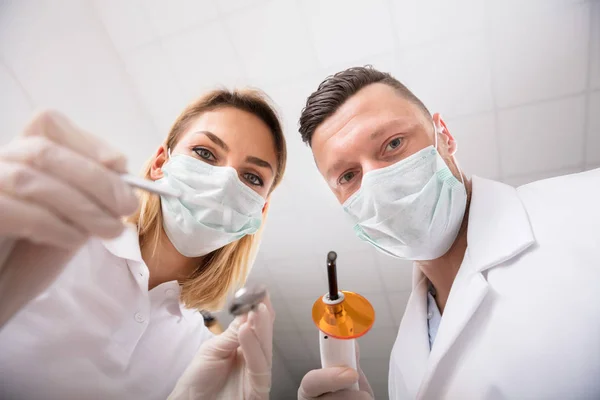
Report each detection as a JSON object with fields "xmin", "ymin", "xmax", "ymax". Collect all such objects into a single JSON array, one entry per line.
[
  {"xmin": 157, "ymin": 153, "xmax": 265, "ymax": 257},
  {"xmin": 342, "ymin": 123, "xmax": 467, "ymax": 261}
]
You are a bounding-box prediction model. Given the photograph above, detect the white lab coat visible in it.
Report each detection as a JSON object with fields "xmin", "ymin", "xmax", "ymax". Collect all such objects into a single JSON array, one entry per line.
[
  {"xmin": 0, "ymin": 225, "xmax": 213, "ymax": 399},
  {"xmin": 389, "ymin": 169, "xmax": 600, "ymax": 399}
]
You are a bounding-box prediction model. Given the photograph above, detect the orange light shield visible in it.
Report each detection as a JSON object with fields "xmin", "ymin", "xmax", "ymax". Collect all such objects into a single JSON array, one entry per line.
[{"xmin": 311, "ymin": 291, "xmax": 375, "ymax": 340}]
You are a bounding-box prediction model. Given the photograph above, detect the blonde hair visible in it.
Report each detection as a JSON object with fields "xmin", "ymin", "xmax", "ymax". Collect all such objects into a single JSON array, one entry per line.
[{"xmin": 127, "ymin": 89, "xmax": 287, "ymax": 311}]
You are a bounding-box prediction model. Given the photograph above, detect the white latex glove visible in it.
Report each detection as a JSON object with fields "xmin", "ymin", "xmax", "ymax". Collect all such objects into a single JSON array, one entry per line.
[
  {"xmin": 298, "ymin": 344, "xmax": 375, "ymax": 400},
  {"xmin": 0, "ymin": 110, "xmax": 138, "ymax": 327},
  {"xmin": 169, "ymin": 295, "xmax": 274, "ymax": 400}
]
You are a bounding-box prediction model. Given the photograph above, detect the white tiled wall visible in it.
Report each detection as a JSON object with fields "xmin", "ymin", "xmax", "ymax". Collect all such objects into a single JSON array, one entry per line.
[
  {"xmin": 497, "ymin": 95, "xmax": 586, "ymax": 177},
  {"xmin": 490, "ymin": 2, "xmax": 590, "ymax": 108},
  {"xmin": 225, "ymin": 0, "xmax": 317, "ymax": 86},
  {"xmin": 1, "ymin": 0, "xmax": 597, "ymax": 397},
  {"xmin": 162, "ymin": 21, "xmax": 245, "ymax": 100},
  {"xmin": 586, "ymin": 91, "xmax": 600, "ymax": 166},
  {"xmin": 0, "ymin": 63, "xmax": 33, "ymax": 146},
  {"xmin": 397, "ymin": 34, "xmax": 494, "ymax": 118},
  {"xmin": 137, "ymin": 0, "xmax": 219, "ymax": 38},
  {"xmin": 391, "ymin": 0, "xmax": 486, "ymax": 48},
  {"xmin": 301, "ymin": 0, "xmax": 395, "ymax": 68},
  {"xmin": 446, "ymin": 112, "xmax": 500, "ymax": 179},
  {"xmin": 590, "ymin": 2, "xmax": 600, "ymax": 90},
  {"xmin": 121, "ymin": 42, "xmax": 187, "ymax": 135}
]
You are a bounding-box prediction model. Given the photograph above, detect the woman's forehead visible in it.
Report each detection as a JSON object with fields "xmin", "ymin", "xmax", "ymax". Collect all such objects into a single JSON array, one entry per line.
[
  {"xmin": 180, "ymin": 109, "xmax": 278, "ymax": 162},
  {"xmin": 187, "ymin": 109, "xmax": 270, "ymax": 138}
]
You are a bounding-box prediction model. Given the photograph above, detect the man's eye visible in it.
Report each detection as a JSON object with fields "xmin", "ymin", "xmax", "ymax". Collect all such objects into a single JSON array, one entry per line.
[
  {"xmin": 385, "ymin": 137, "xmax": 402, "ymax": 151},
  {"xmin": 244, "ymin": 173, "xmax": 263, "ymax": 186},
  {"xmin": 339, "ymin": 171, "xmax": 356, "ymax": 185},
  {"xmin": 193, "ymin": 147, "xmax": 216, "ymax": 161}
]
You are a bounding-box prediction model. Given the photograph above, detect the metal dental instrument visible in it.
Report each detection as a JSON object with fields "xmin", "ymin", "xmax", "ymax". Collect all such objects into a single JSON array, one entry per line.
[
  {"xmin": 120, "ymin": 174, "xmax": 182, "ymax": 198},
  {"xmin": 229, "ymin": 285, "xmax": 268, "ymax": 316}
]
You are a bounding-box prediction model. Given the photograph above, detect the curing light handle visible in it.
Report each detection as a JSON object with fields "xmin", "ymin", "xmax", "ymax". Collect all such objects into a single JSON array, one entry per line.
[{"xmin": 319, "ymin": 331, "xmax": 359, "ymax": 391}]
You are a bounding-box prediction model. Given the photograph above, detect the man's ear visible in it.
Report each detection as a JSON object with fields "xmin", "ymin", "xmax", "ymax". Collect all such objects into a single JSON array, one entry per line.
[
  {"xmin": 149, "ymin": 145, "xmax": 169, "ymax": 181},
  {"xmin": 433, "ymin": 113, "xmax": 457, "ymax": 156}
]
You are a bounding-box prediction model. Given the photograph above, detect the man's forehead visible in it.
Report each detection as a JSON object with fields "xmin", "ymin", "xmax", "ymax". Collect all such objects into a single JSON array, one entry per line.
[
  {"xmin": 312, "ymin": 84, "xmax": 424, "ymax": 152},
  {"xmin": 314, "ymin": 84, "xmax": 394, "ymax": 140}
]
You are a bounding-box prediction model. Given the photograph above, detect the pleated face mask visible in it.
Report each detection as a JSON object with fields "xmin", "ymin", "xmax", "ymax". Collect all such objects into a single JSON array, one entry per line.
[
  {"xmin": 157, "ymin": 153, "xmax": 265, "ymax": 257},
  {"xmin": 342, "ymin": 123, "xmax": 467, "ymax": 261}
]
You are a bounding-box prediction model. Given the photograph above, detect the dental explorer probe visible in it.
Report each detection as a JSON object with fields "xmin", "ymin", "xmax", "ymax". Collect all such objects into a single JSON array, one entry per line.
[{"xmin": 120, "ymin": 174, "xmax": 182, "ymax": 198}]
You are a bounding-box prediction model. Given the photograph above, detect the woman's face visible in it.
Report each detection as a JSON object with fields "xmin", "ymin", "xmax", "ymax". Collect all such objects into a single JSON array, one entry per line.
[{"xmin": 151, "ymin": 107, "xmax": 279, "ymax": 199}]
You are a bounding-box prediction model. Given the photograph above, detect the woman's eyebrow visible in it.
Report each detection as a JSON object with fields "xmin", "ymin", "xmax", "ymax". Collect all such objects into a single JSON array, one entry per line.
[
  {"xmin": 246, "ymin": 156, "xmax": 273, "ymax": 173},
  {"xmin": 193, "ymin": 131, "xmax": 230, "ymax": 152}
]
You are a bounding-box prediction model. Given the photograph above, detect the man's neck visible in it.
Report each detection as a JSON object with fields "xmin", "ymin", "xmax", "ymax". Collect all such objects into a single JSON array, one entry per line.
[
  {"xmin": 416, "ymin": 178, "xmax": 472, "ymax": 313},
  {"xmin": 140, "ymin": 229, "xmax": 204, "ymax": 291}
]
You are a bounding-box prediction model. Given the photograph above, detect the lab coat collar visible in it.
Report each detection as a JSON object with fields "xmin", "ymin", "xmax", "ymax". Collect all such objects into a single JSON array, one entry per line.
[
  {"xmin": 101, "ymin": 223, "xmax": 143, "ymax": 263},
  {"xmin": 180, "ymin": 305, "xmax": 204, "ymax": 324},
  {"xmin": 466, "ymin": 176, "xmax": 536, "ymax": 273},
  {"xmin": 396, "ymin": 176, "xmax": 536, "ymax": 398},
  {"xmin": 159, "ymin": 281, "xmax": 204, "ymax": 324},
  {"xmin": 102, "ymin": 225, "xmax": 202, "ymax": 324}
]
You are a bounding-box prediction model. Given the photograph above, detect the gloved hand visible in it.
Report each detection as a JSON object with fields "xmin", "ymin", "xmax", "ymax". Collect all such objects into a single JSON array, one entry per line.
[
  {"xmin": 298, "ymin": 344, "xmax": 374, "ymax": 400},
  {"xmin": 0, "ymin": 110, "xmax": 138, "ymax": 327},
  {"xmin": 169, "ymin": 295, "xmax": 274, "ymax": 400}
]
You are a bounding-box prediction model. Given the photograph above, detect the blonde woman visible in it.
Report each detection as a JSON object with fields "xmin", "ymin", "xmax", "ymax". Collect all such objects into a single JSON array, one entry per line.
[{"xmin": 0, "ymin": 89, "xmax": 286, "ymax": 399}]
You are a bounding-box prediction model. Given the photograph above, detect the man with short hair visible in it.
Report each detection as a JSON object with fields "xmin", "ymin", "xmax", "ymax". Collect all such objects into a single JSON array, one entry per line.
[{"xmin": 296, "ymin": 66, "xmax": 600, "ymax": 399}]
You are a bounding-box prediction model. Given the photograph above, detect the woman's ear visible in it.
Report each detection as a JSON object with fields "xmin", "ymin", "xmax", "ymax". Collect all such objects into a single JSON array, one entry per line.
[
  {"xmin": 150, "ymin": 145, "xmax": 168, "ymax": 181},
  {"xmin": 262, "ymin": 201, "xmax": 269, "ymax": 215},
  {"xmin": 432, "ymin": 113, "xmax": 457, "ymax": 156}
]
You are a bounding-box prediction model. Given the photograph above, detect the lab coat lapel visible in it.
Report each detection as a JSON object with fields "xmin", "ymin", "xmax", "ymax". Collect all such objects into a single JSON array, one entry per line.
[
  {"xmin": 102, "ymin": 224, "xmax": 148, "ymax": 292},
  {"xmin": 418, "ymin": 251, "xmax": 489, "ymax": 395},
  {"xmin": 393, "ymin": 265, "xmax": 430, "ymax": 399},
  {"xmin": 417, "ymin": 176, "xmax": 536, "ymax": 397}
]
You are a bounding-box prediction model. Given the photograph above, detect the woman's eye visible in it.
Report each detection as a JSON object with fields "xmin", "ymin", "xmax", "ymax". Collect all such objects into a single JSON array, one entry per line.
[
  {"xmin": 339, "ymin": 171, "xmax": 356, "ymax": 185},
  {"xmin": 244, "ymin": 173, "xmax": 263, "ymax": 186},
  {"xmin": 193, "ymin": 147, "xmax": 216, "ymax": 161},
  {"xmin": 385, "ymin": 137, "xmax": 402, "ymax": 152}
]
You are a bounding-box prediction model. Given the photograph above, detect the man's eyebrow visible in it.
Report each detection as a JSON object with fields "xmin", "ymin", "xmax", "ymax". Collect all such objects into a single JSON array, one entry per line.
[
  {"xmin": 326, "ymin": 159, "xmax": 348, "ymax": 179},
  {"xmin": 370, "ymin": 118, "xmax": 413, "ymax": 140},
  {"xmin": 325, "ymin": 118, "xmax": 414, "ymax": 178},
  {"xmin": 193, "ymin": 131, "xmax": 229, "ymax": 151}
]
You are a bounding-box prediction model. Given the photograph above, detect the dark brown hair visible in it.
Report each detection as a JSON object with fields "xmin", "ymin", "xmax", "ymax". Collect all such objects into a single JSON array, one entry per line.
[{"xmin": 299, "ymin": 66, "xmax": 431, "ymax": 146}]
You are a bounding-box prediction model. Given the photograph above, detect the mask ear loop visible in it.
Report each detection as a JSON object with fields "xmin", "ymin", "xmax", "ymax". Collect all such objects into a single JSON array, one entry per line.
[
  {"xmin": 433, "ymin": 120, "xmax": 439, "ymax": 150},
  {"xmin": 433, "ymin": 120, "xmax": 465, "ymax": 187}
]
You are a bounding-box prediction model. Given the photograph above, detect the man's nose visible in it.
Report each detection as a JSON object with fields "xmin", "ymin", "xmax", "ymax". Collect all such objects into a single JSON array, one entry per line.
[{"xmin": 362, "ymin": 159, "xmax": 389, "ymax": 176}]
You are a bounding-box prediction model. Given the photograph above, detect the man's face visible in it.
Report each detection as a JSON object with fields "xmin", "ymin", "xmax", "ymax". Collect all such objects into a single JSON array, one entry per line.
[{"xmin": 311, "ymin": 83, "xmax": 459, "ymax": 204}]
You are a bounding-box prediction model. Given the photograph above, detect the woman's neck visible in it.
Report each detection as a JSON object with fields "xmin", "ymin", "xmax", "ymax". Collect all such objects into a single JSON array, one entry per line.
[{"xmin": 140, "ymin": 229, "xmax": 204, "ymax": 290}]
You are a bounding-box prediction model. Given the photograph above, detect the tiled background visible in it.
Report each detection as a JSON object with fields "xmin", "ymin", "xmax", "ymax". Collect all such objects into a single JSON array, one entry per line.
[{"xmin": 1, "ymin": 1, "xmax": 598, "ymax": 398}]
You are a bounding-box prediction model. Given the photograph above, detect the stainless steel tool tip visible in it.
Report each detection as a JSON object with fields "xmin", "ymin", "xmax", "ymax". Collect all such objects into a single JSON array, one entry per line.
[{"xmin": 229, "ymin": 285, "xmax": 267, "ymax": 316}]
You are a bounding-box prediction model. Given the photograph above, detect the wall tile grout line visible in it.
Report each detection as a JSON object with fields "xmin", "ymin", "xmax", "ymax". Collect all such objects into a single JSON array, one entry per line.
[
  {"xmin": 581, "ymin": 1, "xmax": 595, "ymax": 167},
  {"xmin": 89, "ymin": 1, "xmax": 164, "ymax": 141},
  {"xmin": 215, "ymin": 7, "xmax": 251, "ymax": 83},
  {"xmin": 0, "ymin": 57, "xmax": 37, "ymax": 110},
  {"xmin": 483, "ymin": 0, "xmax": 505, "ymax": 181}
]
